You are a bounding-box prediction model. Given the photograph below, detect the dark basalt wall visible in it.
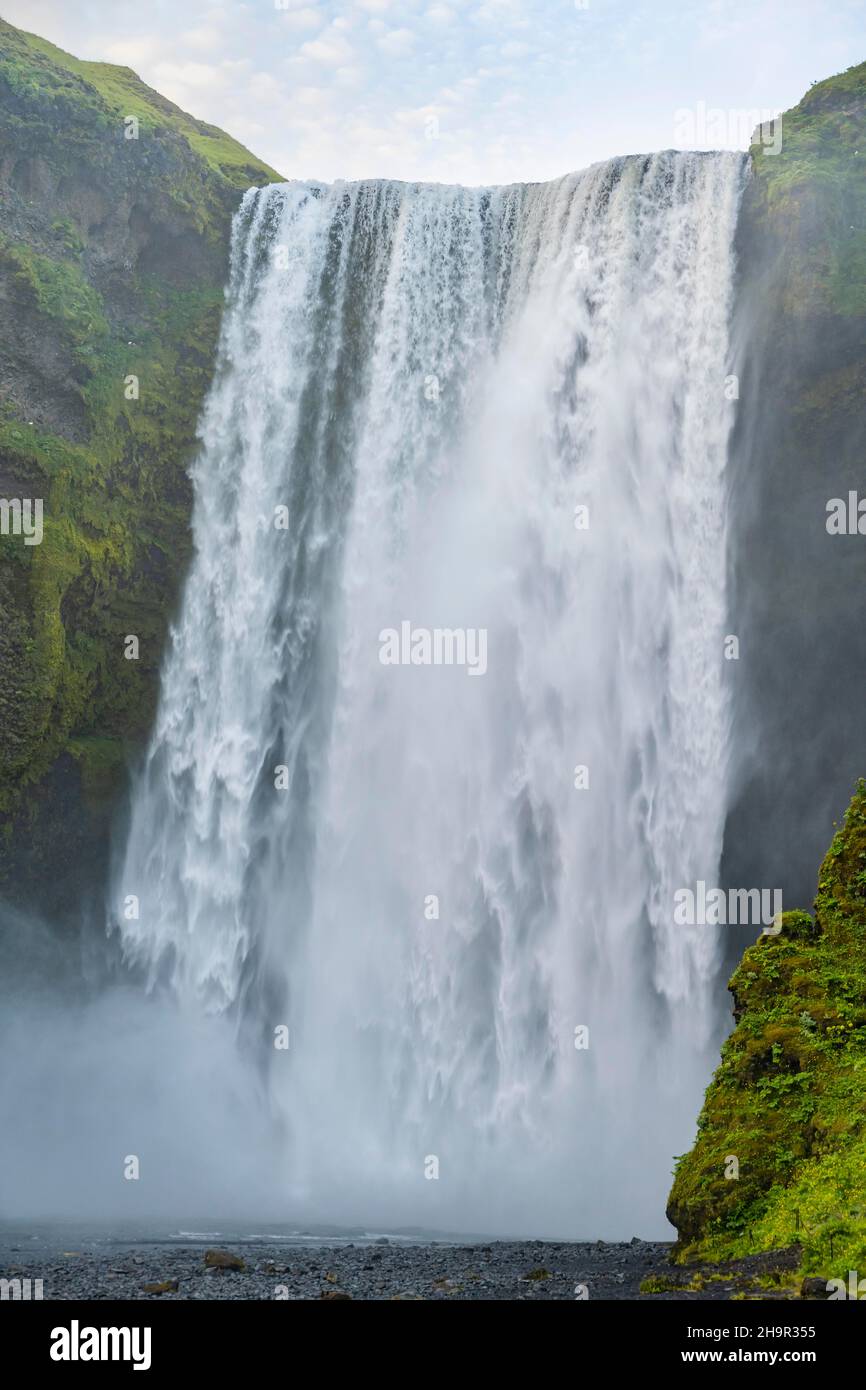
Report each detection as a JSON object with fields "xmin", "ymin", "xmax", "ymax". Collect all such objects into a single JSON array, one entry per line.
[{"xmin": 721, "ymin": 60, "xmax": 866, "ymax": 956}]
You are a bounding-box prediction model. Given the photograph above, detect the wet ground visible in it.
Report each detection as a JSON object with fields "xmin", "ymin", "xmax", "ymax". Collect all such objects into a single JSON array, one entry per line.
[
  {"xmin": 0, "ymin": 1224, "xmax": 804, "ymax": 1300},
  {"xmin": 0, "ymin": 1224, "xmax": 666, "ymax": 1300}
]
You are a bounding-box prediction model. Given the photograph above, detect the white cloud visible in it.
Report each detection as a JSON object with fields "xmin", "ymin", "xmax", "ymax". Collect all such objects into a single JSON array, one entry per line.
[
  {"xmin": 152, "ymin": 61, "xmax": 230, "ymax": 92},
  {"xmin": 279, "ymin": 9, "xmax": 322, "ymax": 33},
  {"xmin": 181, "ymin": 27, "xmax": 223, "ymax": 53},
  {"xmin": 293, "ymin": 85, "xmax": 332, "ymax": 108},
  {"xmin": 249, "ymin": 72, "xmax": 283, "ymax": 99},
  {"xmin": 300, "ymin": 29, "xmax": 355, "ymax": 65},
  {"xmin": 100, "ymin": 37, "xmax": 168, "ymax": 68},
  {"xmin": 377, "ymin": 27, "xmax": 416, "ymax": 56},
  {"xmin": 219, "ymin": 59, "xmax": 254, "ymax": 77},
  {"xmin": 426, "ymin": 5, "xmax": 456, "ymax": 23},
  {"xmin": 334, "ymin": 66, "xmax": 365, "ymax": 86},
  {"xmin": 394, "ymin": 103, "xmax": 442, "ymax": 128}
]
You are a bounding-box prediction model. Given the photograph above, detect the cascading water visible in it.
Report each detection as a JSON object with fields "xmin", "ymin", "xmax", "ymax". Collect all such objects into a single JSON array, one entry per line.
[{"xmin": 117, "ymin": 153, "xmax": 747, "ymax": 1236}]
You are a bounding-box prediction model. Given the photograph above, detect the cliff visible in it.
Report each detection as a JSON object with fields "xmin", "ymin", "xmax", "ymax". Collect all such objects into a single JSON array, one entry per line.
[
  {"xmin": 671, "ymin": 60, "xmax": 866, "ymax": 1287},
  {"xmin": 668, "ymin": 783, "xmax": 866, "ymax": 1281},
  {"xmin": 0, "ymin": 19, "xmax": 280, "ymax": 913},
  {"xmin": 722, "ymin": 60, "xmax": 866, "ymax": 917}
]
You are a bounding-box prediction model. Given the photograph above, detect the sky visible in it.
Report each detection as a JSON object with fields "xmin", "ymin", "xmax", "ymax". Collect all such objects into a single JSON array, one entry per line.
[{"xmin": 1, "ymin": 0, "xmax": 864, "ymax": 185}]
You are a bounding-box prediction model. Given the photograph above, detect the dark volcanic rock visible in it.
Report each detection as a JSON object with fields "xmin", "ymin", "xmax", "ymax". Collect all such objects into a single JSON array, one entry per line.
[{"xmin": 204, "ymin": 1249, "xmax": 246, "ymax": 1271}]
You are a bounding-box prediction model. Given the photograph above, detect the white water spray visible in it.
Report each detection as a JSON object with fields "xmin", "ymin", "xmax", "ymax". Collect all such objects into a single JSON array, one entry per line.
[{"xmin": 117, "ymin": 154, "xmax": 746, "ymax": 1235}]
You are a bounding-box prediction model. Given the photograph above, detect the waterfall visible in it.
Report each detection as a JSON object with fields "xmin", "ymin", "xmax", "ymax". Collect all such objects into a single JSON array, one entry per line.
[{"xmin": 116, "ymin": 153, "xmax": 747, "ymax": 1235}]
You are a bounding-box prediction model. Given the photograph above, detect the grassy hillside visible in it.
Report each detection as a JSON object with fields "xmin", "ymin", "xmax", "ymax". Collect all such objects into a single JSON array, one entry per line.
[
  {"xmin": 0, "ymin": 20, "xmax": 281, "ymax": 192},
  {"xmin": 0, "ymin": 18, "xmax": 280, "ymax": 908},
  {"xmin": 749, "ymin": 59, "xmax": 866, "ymax": 317}
]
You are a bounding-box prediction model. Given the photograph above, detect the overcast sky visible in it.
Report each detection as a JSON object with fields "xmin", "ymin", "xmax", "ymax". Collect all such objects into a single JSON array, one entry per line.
[{"xmin": 2, "ymin": 0, "xmax": 864, "ymax": 185}]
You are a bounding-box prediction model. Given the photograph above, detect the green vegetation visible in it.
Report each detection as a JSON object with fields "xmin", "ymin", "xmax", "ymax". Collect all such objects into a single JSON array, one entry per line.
[
  {"xmin": 749, "ymin": 60, "xmax": 866, "ymax": 317},
  {"xmin": 668, "ymin": 783, "xmax": 866, "ymax": 1282},
  {"xmin": 0, "ymin": 20, "xmax": 281, "ymax": 199},
  {"xmin": 0, "ymin": 18, "xmax": 280, "ymax": 899},
  {"xmin": 0, "ymin": 236, "xmax": 109, "ymax": 346},
  {"xmin": 640, "ymin": 1273, "xmax": 680, "ymax": 1294}
]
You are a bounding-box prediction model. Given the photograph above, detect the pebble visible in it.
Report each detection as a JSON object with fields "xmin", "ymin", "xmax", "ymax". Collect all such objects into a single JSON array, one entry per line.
[{"xmin": 0, "ymin": 1239, "xmax": 682, "ymax": 1301}]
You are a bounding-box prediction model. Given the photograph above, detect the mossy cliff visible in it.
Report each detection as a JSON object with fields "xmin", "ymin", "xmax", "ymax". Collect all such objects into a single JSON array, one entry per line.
[
  {"xmin": 749, "ymin": 60, "xmax": 866, "ymax": 318},
  {"xmin": 669, "ymin": 783, "xmax": 866, "ymax": 1281},
  {"xmin": 723, "ymin": 61, "xmax": 866, "ymax": 914},
  {"xmin": 0, "ymin": 19, "xmax": 280, "ymax": 911},
  {"xmin": 673, "ymin": 61, "xmax": 866, "ymax": 1291}
]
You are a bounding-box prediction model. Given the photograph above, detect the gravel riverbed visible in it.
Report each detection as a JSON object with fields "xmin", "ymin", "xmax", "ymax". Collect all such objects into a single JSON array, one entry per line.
[
  {"xmin": 2, "ymin": 1227, "xmax": 804, "ymax": 1300},
  {"xmin": 3, "ymin": 1234, "xmax": 685, "ymax": 1301}
]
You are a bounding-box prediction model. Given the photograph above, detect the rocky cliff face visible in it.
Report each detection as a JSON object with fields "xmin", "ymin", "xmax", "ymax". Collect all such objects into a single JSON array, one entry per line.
[
  {"xmin": 669, "ymin": 60, "xmax": 866, "ymax": 1286},
  {"xmin": 0, "ymin": 19, "xmax": 280, "ymax": 914},
  {"xmin": 722, "ymin": 60, "xmax": 866, "ymax": 922}
]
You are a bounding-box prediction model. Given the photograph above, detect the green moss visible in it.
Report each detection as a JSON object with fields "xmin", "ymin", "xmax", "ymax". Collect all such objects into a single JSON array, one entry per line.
[
  {"xmin": 50, "ymin": 217, "xmax": 85, "ymax": 256},
  {"xmin": 0, "ymin": 236, "xmax": 108, "ymax": 347},
  {"xmin": 66, "ymin": 735, "xmax": 126, "ymax": 808},
  {"xmin": 750, "ymin": 61, "xmax": 866, "ymax": 317},
  {"xmin": 639, "ymin": 1273, "xmax": 682, "ymax": 1293},
  {"xmin": 0, "ymin": 17, "xmax": 280, "ymax": 885},
  {"xmin": 668, "ymin": 783, "xmax": 866, "ymax": 1282},
  {"xmin": 0, "ymin": 20, "xmax": 282, "ymax": 192}
]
